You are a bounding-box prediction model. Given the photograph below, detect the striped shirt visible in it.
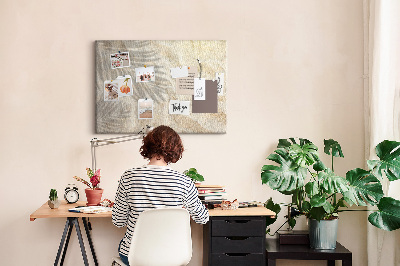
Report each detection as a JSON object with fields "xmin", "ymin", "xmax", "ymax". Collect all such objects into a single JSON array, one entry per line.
[{"xmin": 112, "ymin": 165, "xmax": 209, "ymax": 257}]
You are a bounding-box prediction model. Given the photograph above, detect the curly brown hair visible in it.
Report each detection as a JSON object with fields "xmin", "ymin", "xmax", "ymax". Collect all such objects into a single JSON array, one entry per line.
[{"xmin": 140, "ymin": 125, "xmax": 184, "ymax": 164}]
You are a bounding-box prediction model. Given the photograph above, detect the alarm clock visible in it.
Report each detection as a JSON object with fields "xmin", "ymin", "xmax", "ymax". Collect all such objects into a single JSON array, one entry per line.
[{"xmin": 64, "ymin": 184, "xmax": 79, "ymax": 204}]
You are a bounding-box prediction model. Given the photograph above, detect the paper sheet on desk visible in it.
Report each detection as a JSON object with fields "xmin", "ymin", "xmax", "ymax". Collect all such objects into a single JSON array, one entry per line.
[{"xmin": 69, "ymin": 206, "xmax": 112, "ymax": 214}]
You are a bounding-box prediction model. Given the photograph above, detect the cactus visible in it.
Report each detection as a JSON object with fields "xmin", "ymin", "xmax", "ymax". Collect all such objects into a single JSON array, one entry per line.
[{"xmin": 49, "ymin": 189, "xmax": 58, "ymax": 201}]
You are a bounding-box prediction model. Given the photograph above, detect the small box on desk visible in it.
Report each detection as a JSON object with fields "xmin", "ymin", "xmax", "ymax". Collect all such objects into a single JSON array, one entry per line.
[{"xmin": 278, "ymin": 230, "xmax": 309, "ymax": 245}]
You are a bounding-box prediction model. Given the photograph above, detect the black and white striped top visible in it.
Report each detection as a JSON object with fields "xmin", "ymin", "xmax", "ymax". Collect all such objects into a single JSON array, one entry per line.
[{"xmin": 112, "ymin": 165, "xmax": 209, "ymax": 257}]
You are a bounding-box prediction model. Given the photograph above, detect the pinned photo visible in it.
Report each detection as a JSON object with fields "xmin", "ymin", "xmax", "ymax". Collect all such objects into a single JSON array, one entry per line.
[
  {"xmin": 110, "ymin": 52, "xmax": 130, "ymax": 69},
  {"xmin": 104, "ymin": 80, "xmax": 119, "ymax": 101},
  {"xmin": 138, "ymin": 99, "xmax": 153, "ymax": 119},
  {"xmin": 135, "ymin": 66, "xmax": 155, "ymax": 82},
  {"xmin": 115, "ymin": 75, "xmax": 133, "ymax": 97}
]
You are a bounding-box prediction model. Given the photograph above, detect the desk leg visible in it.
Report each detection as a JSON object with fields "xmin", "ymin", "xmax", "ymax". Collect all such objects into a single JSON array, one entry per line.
[
  {"xmin": 327, "ymin": 260, "xmax": 335, "ymax": 266},
  {"xmin": 267, "ymin": 259, "xmax": 276, "ymax": 266},
  {"xmin": 54, "ymin": 219, "xmax": 71, "ymax": 266},
  {"xmin": 82, "ymin": 217, "xmax": 98, "ymax": 266},
  {"xmin": 71, "ymin": 218, "xmax": 89, "ymax": 266},
  {"xmin": 60, "ymin": 220, "xmax": 73, "ymax": 265}
]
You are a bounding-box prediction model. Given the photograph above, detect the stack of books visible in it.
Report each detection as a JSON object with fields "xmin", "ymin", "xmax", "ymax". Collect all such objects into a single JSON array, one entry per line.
[{"xmin": 195, "ymin": 184, "xmax": 227, "ymax": 205}]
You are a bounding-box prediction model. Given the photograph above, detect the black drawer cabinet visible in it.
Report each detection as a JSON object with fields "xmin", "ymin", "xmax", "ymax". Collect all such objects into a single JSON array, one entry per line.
[{"xmin": 204, "ymin": 216, "xmax": 267, "ymax": 266}]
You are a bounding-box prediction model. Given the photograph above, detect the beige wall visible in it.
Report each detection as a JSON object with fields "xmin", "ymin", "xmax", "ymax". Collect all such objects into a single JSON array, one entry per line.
[{"xmin": 0, "ymin": 0, "xmax": 366, "ymax": 265}]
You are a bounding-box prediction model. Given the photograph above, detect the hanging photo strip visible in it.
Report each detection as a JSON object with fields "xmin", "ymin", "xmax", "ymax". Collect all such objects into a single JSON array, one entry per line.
[{"xmin": 216, "ymin": 73, "xmax": 224, "ymax": 96}]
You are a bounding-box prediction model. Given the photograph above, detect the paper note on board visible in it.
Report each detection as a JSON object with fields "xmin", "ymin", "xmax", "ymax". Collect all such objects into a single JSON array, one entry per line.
[
  {"xmin": 170, "ymin": 66, "xmax": 189, "ymax": 78},
  {"xmin": 194, "ymin": 78, "xmax": 206, "ymax": 100},
  {"xmin": 192, "ymin": 80, "xmax": 218, "ymax": 113},
  {"xmin": 169, "ymin": 100, "xmax": 190, "ymax": 115},
  {"xmin": 176, "ymin": 66, "xmax": 198, "ymax": 95},
  {"xmin": 216, "ymin": 73, "xmax": 224, "ymax": 96}
]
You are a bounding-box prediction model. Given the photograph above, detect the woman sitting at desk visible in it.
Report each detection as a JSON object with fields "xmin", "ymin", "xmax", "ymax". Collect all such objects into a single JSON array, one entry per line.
[{"xmin": 112, "ymin": 125, "xmax": 209, "ymax": 265}]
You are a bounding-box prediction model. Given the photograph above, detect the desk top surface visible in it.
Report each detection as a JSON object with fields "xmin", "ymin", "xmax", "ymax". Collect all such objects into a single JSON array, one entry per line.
[
  {"xmin": 30, "ymin": 201, "xmax": 110, "ymax": 221},
  {"xmin": 30, "ymin": 201, "xmax": 274, "ymax": 221}
]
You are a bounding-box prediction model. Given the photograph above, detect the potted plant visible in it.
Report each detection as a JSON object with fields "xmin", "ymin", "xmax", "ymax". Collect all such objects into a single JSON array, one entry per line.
[
  {"xmin": 261, "ymin": 138, "xmax": 400, "ymax": 249},
  {"xmin": 48, "ymin": 189, "xmax": 60, "ymax": 209},
  {"xmin": 74, "ymin": 168, "xmax": 103, "ymax": 206},
  {"xmin": 184, "ymin": 168, "xmax": 204, "ymax": 183}
]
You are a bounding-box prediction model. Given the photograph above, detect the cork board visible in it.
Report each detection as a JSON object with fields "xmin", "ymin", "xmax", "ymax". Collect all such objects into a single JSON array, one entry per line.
[{"xmin": 95, "ymin": 40, "xmax": 227, "ymax": 134}]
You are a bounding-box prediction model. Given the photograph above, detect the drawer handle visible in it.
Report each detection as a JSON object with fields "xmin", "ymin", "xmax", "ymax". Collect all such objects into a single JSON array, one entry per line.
[
  {"xmin": 224, "ymin": 220, "xmax": 250, "ymax": 224},
  {"xmin": 225, "ymin": 253, "xmax": 250, "ymax": 257},
  {"xmin": 225, "ymin": 236, "xmax": 249, "ymax": 241}
]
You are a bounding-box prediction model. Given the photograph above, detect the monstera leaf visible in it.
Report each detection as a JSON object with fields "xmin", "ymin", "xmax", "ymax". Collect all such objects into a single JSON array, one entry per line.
[
  {"xmin": 343, "ymin": 168, "xmax": 383, "ymax": 206},
  {"xmin": 288, "ymin": 142, "xmax": 319, "ymax": 168},
  {"xmin": 367, "ymin": 140, "xmax": 400, "ymax": 181},
  {"xmin": 324, "ymin": 139, "xmax": 344, "ymax": 157},
  {"xmin": 261, "ymin": 148, "xmax": 307, "ymax": 192},
  {"xmin": 318, "ymin": 169, "xmax": 349, "ymax": 194},
  {"xmin": 264, "ymin": 198, "xmax": 281, "ymax": 227},
  {"xmin": 368, "ymin": 197, "xmax": 400, "ymax": 231}
]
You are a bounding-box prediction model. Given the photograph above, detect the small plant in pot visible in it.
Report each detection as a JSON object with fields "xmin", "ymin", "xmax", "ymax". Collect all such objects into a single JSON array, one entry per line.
[
  {"xmin": 74, "ymin": 168, "xmax": 103, "ymax": 206},
  {"xmin": 48, "ymin": 189, "xmax": 60, "ymax": 209},
  {"xmin": 261, "ymin": 138, "xmax": 400, "ymax": 249},
  {"xmin": 184, "ymin": 168, "xmax": 204, "ymax": 183}
]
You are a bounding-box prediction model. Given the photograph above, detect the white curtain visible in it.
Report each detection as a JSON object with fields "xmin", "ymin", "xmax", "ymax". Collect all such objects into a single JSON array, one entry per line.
[{"xmin": 366, "ymin": 0, "xmax": 400, "ymax": 265}]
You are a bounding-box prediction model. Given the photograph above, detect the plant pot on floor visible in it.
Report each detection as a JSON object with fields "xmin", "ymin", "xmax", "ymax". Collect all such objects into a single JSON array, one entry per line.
[
  {"xmin": 308, "ymin": 218, "xmax": 338, "ymax": 249},
  {"xmin": 85, "ymin": 188, "xmax": 103, "ymax": 206}
]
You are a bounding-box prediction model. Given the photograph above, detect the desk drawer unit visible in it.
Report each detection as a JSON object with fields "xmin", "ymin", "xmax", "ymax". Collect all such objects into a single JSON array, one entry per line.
[{"xmin": 204, "ymin": 216, "xmax": 266, "ymax": 266}]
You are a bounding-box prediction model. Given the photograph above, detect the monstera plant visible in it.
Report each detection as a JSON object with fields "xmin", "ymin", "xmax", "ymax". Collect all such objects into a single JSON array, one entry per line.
[{"xmin": 261, "ymin": 138, "xmax": 400, "ymax": 232}]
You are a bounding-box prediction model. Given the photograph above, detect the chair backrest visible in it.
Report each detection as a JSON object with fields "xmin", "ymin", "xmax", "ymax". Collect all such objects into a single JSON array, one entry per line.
[{"xmin": 128, "ymin": 208, "xmax": 192, "ymax": 266}]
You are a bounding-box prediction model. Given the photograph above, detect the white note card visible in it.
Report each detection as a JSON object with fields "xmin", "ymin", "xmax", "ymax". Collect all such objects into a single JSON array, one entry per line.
[
  {"xmin": 169, "ymin": 100, "xmax": 190, "ymax": 115},
  {"xmin": 170, "ymin": 66, "xmax": 189, "ymax": 78},
  {"xmin": 216, "ymin": 73, "xmax": 224, "ymax": 95},
  {"xmin": 194, "ymin": 78, "xmax": 206, "ymax": 100}
]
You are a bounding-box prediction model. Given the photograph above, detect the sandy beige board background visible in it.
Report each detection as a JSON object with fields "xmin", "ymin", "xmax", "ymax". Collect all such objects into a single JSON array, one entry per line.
[{"xmin": 96, "ymin": 40, "xmax": 227, "ymax": 134}]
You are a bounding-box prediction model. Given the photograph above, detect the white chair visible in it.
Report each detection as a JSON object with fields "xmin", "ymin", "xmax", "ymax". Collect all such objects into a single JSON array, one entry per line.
[{"xmin": 112, "ymin": 208, "xmax": 192, "ymax": 266}]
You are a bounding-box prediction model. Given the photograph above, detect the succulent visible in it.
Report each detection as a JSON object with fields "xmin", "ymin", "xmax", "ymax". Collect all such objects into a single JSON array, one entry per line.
[{"xmin": 49, "ymin": 189, "xmax": 58, "ymax": 201}]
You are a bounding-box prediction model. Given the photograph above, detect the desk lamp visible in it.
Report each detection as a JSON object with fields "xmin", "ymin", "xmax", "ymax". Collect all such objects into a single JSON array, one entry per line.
[{"xmin": 90, "ymin": 125, "xmax": 152, "ymax": 172}]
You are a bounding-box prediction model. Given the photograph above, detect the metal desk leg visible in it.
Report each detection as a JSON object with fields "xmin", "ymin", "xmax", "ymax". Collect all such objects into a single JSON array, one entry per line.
[
  {"xmin": 71, "ymin": 218, "xmax": 89, "ymax": 266},
  {"xmin": 267, "ymin": 259, "xmax": 276, "ymax": 266},
  {"xmin": 83, "ymin": 217, "xmax": 99, "ymax": 266},
  {"xmin": 55, "ymin": 218, "xmax": 71, "ymax": 266},
  {"xmin": 60, "ymin": 219, "xmax": 73, "ymax": 265}
]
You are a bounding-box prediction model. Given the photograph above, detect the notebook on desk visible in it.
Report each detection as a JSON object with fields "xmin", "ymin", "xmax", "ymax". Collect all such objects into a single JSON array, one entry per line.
[{"xmin": 69, "ymin": 206, "xmax": 112, "ymax": 214}]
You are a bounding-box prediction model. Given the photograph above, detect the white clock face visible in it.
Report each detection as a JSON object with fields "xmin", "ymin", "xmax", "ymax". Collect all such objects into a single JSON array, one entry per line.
[{"xmin": 65, "ymin": 190, "xmax": 79, "ymax": 203}]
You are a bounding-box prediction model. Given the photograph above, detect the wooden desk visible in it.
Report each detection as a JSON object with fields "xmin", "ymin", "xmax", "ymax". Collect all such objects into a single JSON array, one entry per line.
[
  {"xmin": 30, "ymin": 201, "xmax": 110, "ymax": 266},
  {"xmin": 204, "ymin": 207, "xmax": 275, "ymax": 266},
  {"xmin": 265, "ymin": 238, "xmax": 352, "ymax": 266}
]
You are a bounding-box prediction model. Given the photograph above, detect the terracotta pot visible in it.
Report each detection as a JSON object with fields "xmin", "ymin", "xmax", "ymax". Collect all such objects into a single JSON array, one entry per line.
[{"xmin": 85, "ymin": 188, "xmax": 103, "ymax": 206}]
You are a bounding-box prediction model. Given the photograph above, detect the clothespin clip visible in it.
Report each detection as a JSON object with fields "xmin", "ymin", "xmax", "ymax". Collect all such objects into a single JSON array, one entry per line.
[
  {"xmin": 118, "ymin": 51, "xmax": 121, "ymax": 54},
  {"xmin": 144, "ymin": 65, "xmax": 147, "ymax": 68}
]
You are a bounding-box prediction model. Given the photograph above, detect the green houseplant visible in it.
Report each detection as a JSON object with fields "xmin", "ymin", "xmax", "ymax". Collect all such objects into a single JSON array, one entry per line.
[
  {"xmin": 184, "ymin": 168, "xmax": 204, "ymax": 183},
  {"xmin": 48, "ymin": 189, "xmax": 60, "ymax": 209},
  {"xmin": 261, "ymin": 138, "xmax": 400, "ymax": 248}
]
